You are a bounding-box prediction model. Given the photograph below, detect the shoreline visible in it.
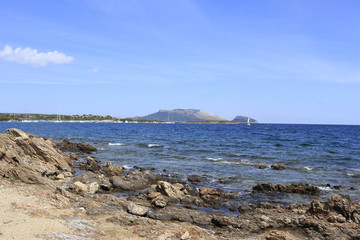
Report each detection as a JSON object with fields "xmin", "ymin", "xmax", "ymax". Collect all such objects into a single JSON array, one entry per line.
[{"xmin": 0, "ymin": 129, "xmax": 359, "ymax": 239}]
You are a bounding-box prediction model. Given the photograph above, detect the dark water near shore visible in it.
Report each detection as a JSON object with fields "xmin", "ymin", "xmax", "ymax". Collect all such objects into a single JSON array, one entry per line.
[{"xmin": 1, "ymin": 122, "xmax": 359, "ymax": 204}]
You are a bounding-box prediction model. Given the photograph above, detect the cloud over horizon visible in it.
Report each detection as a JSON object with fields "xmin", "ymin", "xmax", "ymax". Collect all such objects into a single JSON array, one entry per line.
[{"xmin": 0, "ymin": 45, "xmax": 74, "ymax": 67}]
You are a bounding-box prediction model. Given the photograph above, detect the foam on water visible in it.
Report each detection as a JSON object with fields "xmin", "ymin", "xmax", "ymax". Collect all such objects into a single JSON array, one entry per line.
[{"xmin": 108, "ymin": 143, "xmax": 125, "ymax": 146}]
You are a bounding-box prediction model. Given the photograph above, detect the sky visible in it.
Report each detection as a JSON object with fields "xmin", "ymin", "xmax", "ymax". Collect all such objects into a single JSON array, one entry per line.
[{"xmin": 1, "ymin": 0, "xmax": 360, "ymax": 124}]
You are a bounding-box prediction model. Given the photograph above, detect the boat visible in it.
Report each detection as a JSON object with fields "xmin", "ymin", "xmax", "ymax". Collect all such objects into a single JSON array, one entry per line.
[{"xmin": 247, "ymin": 117, "xmax": 251, "ymax": 126}]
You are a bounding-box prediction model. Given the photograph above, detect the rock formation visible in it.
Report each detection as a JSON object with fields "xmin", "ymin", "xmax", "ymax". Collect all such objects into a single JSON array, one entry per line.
[{"xmin": 0, "ymin": 128, "xmax": 73, "ymax": 184}]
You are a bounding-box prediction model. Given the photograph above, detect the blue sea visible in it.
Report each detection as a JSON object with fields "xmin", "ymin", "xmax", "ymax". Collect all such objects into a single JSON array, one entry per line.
[{"xmin": 1, "ymin": 122, "xmax": 359, "ymax": 204}]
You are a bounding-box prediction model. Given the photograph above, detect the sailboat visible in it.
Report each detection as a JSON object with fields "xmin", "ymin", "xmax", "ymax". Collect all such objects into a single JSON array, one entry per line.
[{"xmin": 247, "ymin": 117, "xmax": 251, "ymax": 126}]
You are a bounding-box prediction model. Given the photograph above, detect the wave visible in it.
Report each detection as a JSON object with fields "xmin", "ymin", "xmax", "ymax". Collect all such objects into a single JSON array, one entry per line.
[
  {"xmin": 108, "ymin": 143, "xmax": 125, "ymax": 146},
  {"xmin": 148, "ymin": 144, "xmax": 163, "ymax": 148},
  {"xmin": 205, "ymin": 157, "xmax": 223, "ymax": 162},
  {"xmin": 303, "ymin": 166, "xmax": 313, "ymax": 171}
]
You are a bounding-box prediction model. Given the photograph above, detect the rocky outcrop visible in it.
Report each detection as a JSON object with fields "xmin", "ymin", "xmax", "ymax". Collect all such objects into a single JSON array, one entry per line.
[
  {"xmin": 54, "ymin": 139, "xmax": 97, "ymax": 154},
  {"xmin": 0, "ymin": 128, "xmax": 73, "ymax": 184},
  {"xmin": 252, "ymin": 183, "xmax": 321, "ymax": 195}
]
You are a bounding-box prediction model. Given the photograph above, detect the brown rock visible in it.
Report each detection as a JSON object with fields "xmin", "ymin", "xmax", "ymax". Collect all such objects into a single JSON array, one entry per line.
[
  {"xmin": 0, "ymin": 128, "xmax": 73, "ymax": 184},
  {"xmin": 156, "ymin": 181, "xmax": 186, "ymax": 200}
]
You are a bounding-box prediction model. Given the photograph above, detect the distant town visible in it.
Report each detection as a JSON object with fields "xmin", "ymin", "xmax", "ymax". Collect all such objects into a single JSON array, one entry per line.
[{"xmin": 0, "ymin": 109, "xmax": 258, "ymax": 124}]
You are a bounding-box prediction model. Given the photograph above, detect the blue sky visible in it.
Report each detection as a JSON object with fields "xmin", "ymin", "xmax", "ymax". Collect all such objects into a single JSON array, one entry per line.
[{"xmin": 1, "ymin": 0, "xmax": 359, "ymax": 124}]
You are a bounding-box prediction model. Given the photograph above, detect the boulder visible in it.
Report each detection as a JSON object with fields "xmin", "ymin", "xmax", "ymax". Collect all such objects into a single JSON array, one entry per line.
[
  {"xmin": 127, "ymin": 203, "xmax": 149, "ymax": 216},
  {"xmin": 0, "ymin": 128, "xmax": 73, "ymax": 184},
  {"xmin": 69, "ymin": 181, "xmax": 88, "ymax": 193},
  {"xmin": 110, "ymin": 170, "xmax": 161, "ymax": 191},
  {"xmin": 156, "ymin": 181, "xmax": 186, "ymax": 200}
]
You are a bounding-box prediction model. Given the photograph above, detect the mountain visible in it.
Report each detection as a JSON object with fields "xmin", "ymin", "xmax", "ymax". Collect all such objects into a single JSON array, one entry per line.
[
  {"xmin": 138, "ymin": 109, "xmax": 228, "ymax": 122},
  {"xmin": 232, "ymin": 115, "xmax": 258, "ymax": 123}
]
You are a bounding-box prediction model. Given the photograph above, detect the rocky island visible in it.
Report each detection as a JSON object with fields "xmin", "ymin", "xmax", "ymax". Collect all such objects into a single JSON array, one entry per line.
[{"xmin": 0, "ymin": 129, "xmax": 358, "ymax": 239}]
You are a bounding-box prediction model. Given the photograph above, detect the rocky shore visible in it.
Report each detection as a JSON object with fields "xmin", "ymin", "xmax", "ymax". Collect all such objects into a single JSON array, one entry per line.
[{"xmin": 0, "ymin": 129, "xmax": 359, "ymax": 240}]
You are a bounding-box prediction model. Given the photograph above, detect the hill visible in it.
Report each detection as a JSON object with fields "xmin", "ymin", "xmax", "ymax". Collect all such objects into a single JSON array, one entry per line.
[
  {"xmin": 232, "ymin": 115, "xmax": 258, "ymax": 123},
  {"xmin": 138, "ymin": 109, "xmax": 228, "ymax": 122}
]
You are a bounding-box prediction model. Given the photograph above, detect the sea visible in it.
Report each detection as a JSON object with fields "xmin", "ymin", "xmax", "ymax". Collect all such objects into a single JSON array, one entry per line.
[{"xmin": 1, "ymin": 122, "xmax": 359, "ymax": 205}]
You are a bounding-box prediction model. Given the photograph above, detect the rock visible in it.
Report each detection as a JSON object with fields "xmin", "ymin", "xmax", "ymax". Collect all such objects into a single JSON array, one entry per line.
[
  {"xmin": 0, "ymin": 128, "xmax": 73, "ymax": 184},
  {"xmin": 327, "ymin": 194, "xmax": 352, "ymax": 219},
  {"xmin": 180, "ymin": 231, "xmax": 190, "ymax": 240},
  {"xmin": 104, "ymin": 161, "xmax": 124, "ymax": 176},
  {"xmin": 271, "ymin": 163, "xmax": 288, "ymax": 170},
  {"xmin": 187, "ymin": 175, "xmax": 207, "ymax": 182},
  {"xmin": 252, "ymin": 183, "xmax": 321, "ymax": 195},
  {"xmin": 55, "ymin": 173, "xmax": 65, "ymax": 180},
  {"xmin": 152, "ymin": 195, "xmax": 168, "ymax": 208},
  {"xmin": 199, "ymin": 187, "xmax": 223, "ymax": 196},
  {"xmin": 147, "ymin": 206, "xmax": 213, "ymax": 225},
  {"xmin": 327, "ymin": 214, "xmax": 346, "ymax": 223},
  {"xmin": 127, "ymin": 203, "xmax": 149, "ymax": 216},
  {"xmin": 265, "ymin": 230, "xmax": 294, "ymax": 240},
  {"xmin": 69, "ymin": 153, "xmax": 78, "ymax": 160},
  {"xmin": 69, "ymin": 181, "xmax": 88, "ymax": 193},
  {"xmin": 156, "ymin": 181, "xmax": 186, "ymax": 200},
  {"xmin": 110, "ymin": 170, "xmax": 161, "ymax": 191},
  {"xmin": 54, "ymin": 139, "xmax": 97, "ymax": 154},
  {"xmin": 88, "ymin": 182, "xmax": 100, "ymax": 194},
  {"xmin": 148, "ymin": 191, "xmax": 161, "ymax": 199}
]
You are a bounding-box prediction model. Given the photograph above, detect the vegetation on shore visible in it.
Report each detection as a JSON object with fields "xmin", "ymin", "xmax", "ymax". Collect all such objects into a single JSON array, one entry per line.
[{"xmin": 0, "ymin": 113, "xmax": 156, "ymax": 123}]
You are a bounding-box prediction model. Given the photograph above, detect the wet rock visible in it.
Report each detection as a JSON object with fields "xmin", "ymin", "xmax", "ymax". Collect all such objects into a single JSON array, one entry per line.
[
  {"xmin": 270, "ymin": 163, "xmax": 288, "ymax": 170},
  {"xmin": 54, "ymin": 139, "xmax": 97, "ymax": 154},
  {"xmin": 187, "ymin": 175, "xmax": 207, "ymax": 183},
  {"xmin": 156, "ymin": 181, "xmax": 186, "ymax": 200},
  {"xmin": 0, "ymin": 128, "xmax": 73, "ymax": 184},
  {"xmin": 69, "ymin": 153, "xmax": 78, "ymax": 160},
  {"xmin": 127, "ymin": 202, "xmax": 150, "ymax": 216},
  {"xmin": 252, "ymin": 183, "xmax": 321, "ymax": 195},
  {"xmin": 218, "ymin": 177, "xmax": 237, "ymax": 184}
]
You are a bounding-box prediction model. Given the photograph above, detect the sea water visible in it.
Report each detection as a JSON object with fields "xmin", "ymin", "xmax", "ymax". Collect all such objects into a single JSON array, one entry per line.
[{"xmin": 1, "ymin": 122, "xmax": 359, "ymax": 204}]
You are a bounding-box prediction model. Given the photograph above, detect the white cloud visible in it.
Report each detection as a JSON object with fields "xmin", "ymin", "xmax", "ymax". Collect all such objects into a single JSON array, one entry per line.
[
  {"xmin": 0, "ymin": 45, "xmax": 74, "ymax": 67},
  {"xmin": 89, "ymin": 68, "xmax": 100, "ymax": 74}
]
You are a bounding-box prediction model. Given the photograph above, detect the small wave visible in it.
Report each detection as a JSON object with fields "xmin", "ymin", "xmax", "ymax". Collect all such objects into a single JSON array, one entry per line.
[
  {"xmin": 122, "ymin": 165, "xmax": 133, "ymax": 169},
  {"xmin": 148, "ymin": 144, "xmax": 163, "ymax": 148},
  {"xmin": 108, "ymin": 143, "xmax": 125, "ymax": 146},
  {"xmin": 319, "ymin": 186, "xmax": 332, "ymax": 191},
  {"xmin": 347, "ymin": 173, "xmax": 360, "ymax": 178},
  {"xmin": 206, "ymin": 157, "xmax": 223, "ymax": 161},
  {"xmin": 304, "ymin": 166, "xmax": 313, "ymax": 171}
]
